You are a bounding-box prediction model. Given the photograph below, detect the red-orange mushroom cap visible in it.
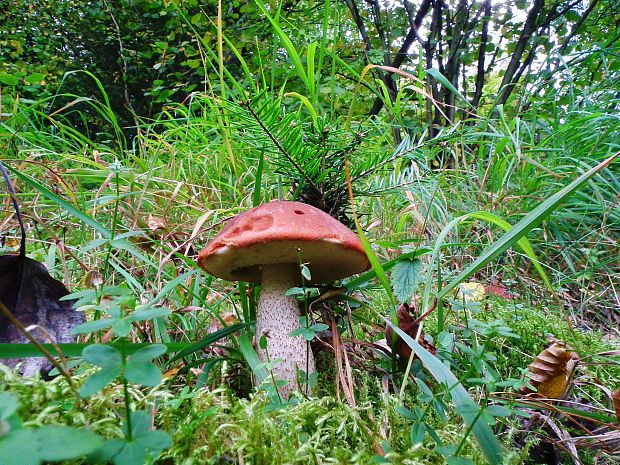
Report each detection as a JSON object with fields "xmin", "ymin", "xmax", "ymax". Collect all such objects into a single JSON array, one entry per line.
[{"xmin": 197, "ymin": 200, "xmax": 370, "ymax": 284}]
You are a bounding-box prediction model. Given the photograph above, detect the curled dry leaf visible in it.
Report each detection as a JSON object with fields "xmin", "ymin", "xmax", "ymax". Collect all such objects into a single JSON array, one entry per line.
[
  {"xmin": 147, "ymin": 214, "xmax": 167, "ymax": 232},
  {"xmin": 84, "ymin": 269, "xmax": 103, "ymax": 288},
  {"xmin": 520, "ymin": 341, "xmax": 580, "ymax": 399},
  {"xmin": 385, "ymin": 303, "xmax": 436, "ymax": 360}
]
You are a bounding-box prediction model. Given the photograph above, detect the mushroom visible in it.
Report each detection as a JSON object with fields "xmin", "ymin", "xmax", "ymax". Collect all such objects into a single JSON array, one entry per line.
[{"xmin": 197, "ymin": 200, "xmax": 369, "ymax": 397}]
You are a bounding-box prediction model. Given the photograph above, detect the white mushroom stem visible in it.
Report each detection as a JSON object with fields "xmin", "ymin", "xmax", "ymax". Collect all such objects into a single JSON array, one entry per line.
[{"xmin": 256, "ymin": 263, "xmax": 315, "ymax": 398}]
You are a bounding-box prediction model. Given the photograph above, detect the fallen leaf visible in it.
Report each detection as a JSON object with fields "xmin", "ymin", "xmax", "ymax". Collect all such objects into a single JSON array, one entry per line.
[
  {"xmin": 613, "ymin": 389, "xmax": 620, "ymax": 424},
  {"xmin": 520, "ymin": 341, "xmax": 580, "ymax": 399},
  {"xmin": 147, "ymin": 214, "xmax": 167, "ymax": 232},
  {"xmin": 385, "ymin": 303, "xmax": 436, "ymax": 360},
  {"xmin": 485, "ymin": 283, "xmax": 514, "ymax": 299},
  {"xmin": 458, "ymin": 282, "xmax": 486, "ymax": 302}
]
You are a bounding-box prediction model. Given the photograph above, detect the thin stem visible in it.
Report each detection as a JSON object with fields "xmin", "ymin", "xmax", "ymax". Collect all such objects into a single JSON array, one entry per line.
[
  {"xmin": 0, "ymin": 160, "xmax": 26, "ymax": 257},
  {"xmin": 120, "ymin": 339, "xmax": 133, "ymax": 441}
]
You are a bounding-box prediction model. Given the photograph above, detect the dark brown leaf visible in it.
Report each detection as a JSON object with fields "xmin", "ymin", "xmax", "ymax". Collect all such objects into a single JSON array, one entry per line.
[
  {"xmin": 0, "ymin": 254, "xmax": 84, "ymax": 375},
  {"xmin": 385, "ymin": 303, "xmax": 436, "ymax": 360}
]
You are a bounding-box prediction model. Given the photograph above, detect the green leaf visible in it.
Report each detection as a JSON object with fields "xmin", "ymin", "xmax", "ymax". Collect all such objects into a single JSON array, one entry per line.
[
  {"xmin": 288, "ymin": 327, "xmax": 305, "ymax": 337},
  {"xmin": 128, "ymin": 307, "xmax": 171, "ymax": 322},
  {"xmin": 385, "ymin": 318, "xmax": 503, "ymax": 464},
  {"xmin": 71, "ymin": 318, "xmax": 115, "ymax": 335},
  {"xmin": 80, "ymin": 365, "xmax": 121, "ymax": 397},
  {"xmin": 410, "ymin": 422, "xmax": 426, "ymax": 445},
  {"xmin": 83, "ymin": 344, "xmax": 122, "ymax": 368},
  {"xmin": 111, "ymin": 440, "xmax": 149, "ymax": 465},
  {"xmin": 0, "ymin": 426, "xmax": 102, "ymax": 465},
  {"xmin": 112, "ymin": 318, "xmax": 132, "ymax": 337},
  {"xmin": 0, "ymin": 74, "xmax": 18, "ymax": 86},
  {"xmin": 310, "ymin": 323, "xmax": 328, "ymax": 332},
  {"xmin": 36, "ymin": 427, "xmax": 103, "ymax": 461},
  {"xmin": 129, "ymin": 344, "xmax": 167, "ymax": 363},
  {"xmin": 125, "ymin": 361, "xmax": 162, "ymax": 386},
  {"xmin": 390, "ymin": 258, "xmax": 423, "ymax": 303},
  {"xmin": 0, "ymin": 430, "xmax": 39, "ymax": 465},
  {"xmin": 0, "ymin": 393, "xmax": 18, "ymax": 421},
  {"xmin": 24, "ymin": 73, "xmax": 45, "ymax": 84},
  {"xmin": 87, "ymin": 439, "xmax": 124, "ymax": 464}
]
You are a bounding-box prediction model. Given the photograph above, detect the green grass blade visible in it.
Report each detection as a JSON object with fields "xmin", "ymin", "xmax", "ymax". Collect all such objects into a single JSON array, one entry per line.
[
  {"xmin": 467, "ymin": 211, "xmax": 551, "ymax": 289},
  {"xmin": 238, "ymin": 332, "xmax": 268, "ymax": 384},
  {"xmin": 253, "ymin": 0, "xmax": 309, "ymax": 91},
  {"xmin": 425, "ymin": 68, "xmax": 473, "ymax": 109},
  {"xmin": 167, "ymin": 323, "xmax": 247, "ymax": 364},
  {"xmin": 0, "ymin": 342, "xmax": 194, "ymax": 358},
  {"xmin": 438, "ymin": 152, "xmax": 619, "ymax": 299}
]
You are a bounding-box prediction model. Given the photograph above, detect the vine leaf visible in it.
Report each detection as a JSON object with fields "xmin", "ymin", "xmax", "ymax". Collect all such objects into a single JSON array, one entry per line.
[{"xmin": 520, "ymin": 341, "xmax": 580, "ymax": 399}]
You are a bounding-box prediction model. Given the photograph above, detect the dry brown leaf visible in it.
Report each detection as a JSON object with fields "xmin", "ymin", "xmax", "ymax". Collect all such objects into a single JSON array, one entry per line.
[
  {"xmin": 163, "ymin": 366, "xmax": 182, "ymax": 380},
  {"xmin": 147, "ymin": 214, "xmax": 167, "ymax": 232},
  {"xmin": 385, "ymin": 303, "xmax": 436, "ymax": 360},
  {"xmin": 521, "ymin": 341, "xmax": 580, "ymax": 399},
  {"xmin": 613, "ymin": 389, "xmax": 620, "ymax": 424}
]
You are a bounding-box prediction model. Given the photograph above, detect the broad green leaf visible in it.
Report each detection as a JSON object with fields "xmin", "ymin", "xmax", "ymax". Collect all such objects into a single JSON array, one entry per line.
[
  {"xmin": 411, "ymin": 422, "xmax": 426, "ymax": 445},
  {"xmin": 0, "ymin": 393, "xmax": 18, "ymax": 421},
  {"xmin": 390, "ymin": 258, "xmax": 423, "ymax": 303},
  {"xmin": 0, "ymin": 74, "xmax": 18, "ymax": 86},
  {"xmin": 111, "ymin": 440, "xmax": 149, "ymax": 465},
  {"xmin": 129, "ymin": 344, "xmax": 167, "ymax": 363},
  {"xmin": 124, "ymin": 361, "xmax": 162, "ymax": 386},
  {"xmin": 25, "ymin": 73, "xmax": 45, "ymax": 84},
  {"xmin": 80, "ymin": 365, "xmax": 120, "ymax": 397},
  {"xmin": 0, "ymin": 426, "xmax": 102, "ymax": 465},
  {"xmin": 35, "ymin": 427, "xmax": 103, "ymax": 461},
  {"xmin": 82, "ymin": 344, "xmax": 122, "ymax": 368},
  {"xmin": 87, "ymin": 439, "xmax": 124, "ymax": 464},
  {"xmin": 0, "ymin": 430, "xmax": 39, "ymax": 465}
]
